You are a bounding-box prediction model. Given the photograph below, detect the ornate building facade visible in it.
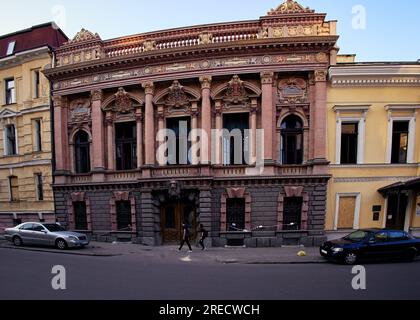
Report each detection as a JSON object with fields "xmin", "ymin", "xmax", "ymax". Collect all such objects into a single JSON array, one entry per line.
[
  {"xmin": 0, "ymin": 23, "xmax": 68, "ymax": 230},
  {"xmin": 44, "ymin": 0, "xmax": 337, "ymax": 247}
]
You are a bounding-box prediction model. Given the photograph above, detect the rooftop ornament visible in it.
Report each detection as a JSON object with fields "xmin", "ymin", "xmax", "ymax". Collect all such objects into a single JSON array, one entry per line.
[{"xmin": 267, "ymin": 0, "xmax": 314, "ymax": 15}]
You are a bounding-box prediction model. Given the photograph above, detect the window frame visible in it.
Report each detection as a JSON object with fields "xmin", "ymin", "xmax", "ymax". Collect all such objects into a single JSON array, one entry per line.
[
  {"xmin": 387, "ymin": 118, "xmax": 414, "ymax": 164},
  {"xmin": 115, "ymin": 121, "xmax": 137, "ymax": 171},
  {"xmin": 5, "ymin": 78, "xmax": 16, "ymax": 105},
  {"xmin": 33, "ymin": 69, "xmax": 41, "ymax": 99},
  {"xmin": 74, "ymin": 130, "xmax": 91, "ymax": 174},
  {"xmin": 3, "ymin": 124, "xmax": 18, "ymax": 156},
  {"xmin": 340, "ymin": 122, "xmax": 359, "ymax": 165},
  {"xmin": 6, "ymin": 41, "xmax": 16, "ymax": 56},
  {"xmin": 334, "ymin": 193, "xmax": 362, "ymax": 231},
  {"xmin": 35, "ymin": 173, "xmax": 44, "ymax": 201},
  {"xmin": 333, "ymin": 106, "xmax": 369, "ymax": 166},
  {"xmin": 222, "ymin": 112, "xmax": 250, "ymax": 166},
  {"xmin": 33, "ymin": 119, "xmax": 42, "ymax": 152},
  {"xmin": 8, "ymin": 176, "xmax": 19, "ymax": 202},
  {"xmin": 280, "ymin": 115, "xmax": 304, "ymax": 165},
  {"xmin": 226, "ymin": 198, "xmax": 246, "ymax": 231}
]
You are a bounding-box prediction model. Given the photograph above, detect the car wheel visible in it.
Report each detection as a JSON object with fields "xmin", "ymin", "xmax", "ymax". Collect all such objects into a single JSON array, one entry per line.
[
  {"xmin": 13, "ymin": 236, "xmax": 23, "ymax": 247},
  {"xmin": 55, "ymin": 239, "xmax": 67, "ymax": 250},
  {"xmin": 405, "ymin": 249, "xmax": 417, "ymax": 262},
  {"xmin": 344, "ymin": 252, "xmax": 358, "ymax": 265}
]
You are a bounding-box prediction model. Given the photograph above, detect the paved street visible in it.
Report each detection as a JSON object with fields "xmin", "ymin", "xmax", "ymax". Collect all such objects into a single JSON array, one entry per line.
[{"xmin": 0, "ymin": 247, "xmax": 419, "ymax": 300}]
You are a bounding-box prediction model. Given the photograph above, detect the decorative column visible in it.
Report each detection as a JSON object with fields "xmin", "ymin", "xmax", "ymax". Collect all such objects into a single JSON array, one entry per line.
[
  {"xmin": 53, "ymin": 95, "xmax": 70, "ymax": 176},
  {"xmin": 105, "ymin": 112, "xmax": 114, "ymax": 171},
  {"xmin": 308, "ymin": 74, "xmax": 316, "ymax": 160},
  {"xmin": 214, "ymin": 101, "xmax": 223, "ymax": 165},
  {"xmin": 313, "ymin": 70, "xmax": 328, "ymax": 162},
  {"xmin": 91, "ymin": 90, "xmax": 105, "ymax": 171},
  {"xmin": 135, "ymin": 109, "xmax": 143, "ymax": 168},
  {"xmin": 250, "ymin": 99, "xmax": 258, "ymax": 165},
  {"xmin": 142, "ymin": 82, "xmax": 155, "ymax": 166},
  {"xmin": 157, "ymin": 106, "xmax": 165, "ymax": 166},
  {"xmin": 191, "ymin": 102, "xmax": 199, "ymax": 165},
  {"xmin": 199, "ymin": 76, "xmax": 212, "ymax": 164},
  {"xmin": 260, "ymin": 72, "xmax": 275, "ymax": 163}
]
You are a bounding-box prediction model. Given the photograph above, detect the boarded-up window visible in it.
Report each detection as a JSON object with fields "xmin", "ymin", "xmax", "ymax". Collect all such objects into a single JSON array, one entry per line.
[{"xmin": 338, "ymin": 196, "xmax": 356, "ymax": 229}]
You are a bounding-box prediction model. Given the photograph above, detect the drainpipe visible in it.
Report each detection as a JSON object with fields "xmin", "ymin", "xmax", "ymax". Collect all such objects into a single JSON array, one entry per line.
[{"xmin": 48, "ymin": 49, "xmax": 58, "ymax": 222}]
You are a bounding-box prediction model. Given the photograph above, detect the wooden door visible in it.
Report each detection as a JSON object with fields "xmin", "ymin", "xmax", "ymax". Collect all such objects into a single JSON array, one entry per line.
[
  {"xmin": 386, "ymin": 194, "xmax": 408, "ymax": 230},
  {"xmin": 161, "ymin": 203, "xmax": 197, "ymax": 243}
]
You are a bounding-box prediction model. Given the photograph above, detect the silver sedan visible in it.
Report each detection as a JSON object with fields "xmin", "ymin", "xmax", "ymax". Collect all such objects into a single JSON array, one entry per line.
[{"xmin": 4, "ymin": 222, "xmax": 89, "ymax": 250}]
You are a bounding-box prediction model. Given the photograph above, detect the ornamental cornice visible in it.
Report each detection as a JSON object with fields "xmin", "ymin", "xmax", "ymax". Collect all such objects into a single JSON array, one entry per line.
[
  {"xmin": 50, "ymin": 52, "xmax": 330, "ymax": 95},
  {"xmin": 329, "ymin": 64, "xmax": 420, "ymax": 87},
  {"xmin": 44, "ymin": 36, "xmax": 338, "ymax": 79}
]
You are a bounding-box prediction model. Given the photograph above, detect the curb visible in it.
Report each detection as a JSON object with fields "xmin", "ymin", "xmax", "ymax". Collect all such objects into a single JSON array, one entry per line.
[
  {"xmin": 0, "ymin": 244, "xmax": 120, "ymax": 257},
  {"xmin": 217, "ymin": 259, "xmax": 327, "ymax": 265}
]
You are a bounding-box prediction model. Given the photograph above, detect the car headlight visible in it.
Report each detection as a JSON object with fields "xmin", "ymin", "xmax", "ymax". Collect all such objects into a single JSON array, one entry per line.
[
  {"xmin": 332, "ymin": 247, "xmax": 344, "ymax": 253},
  {"xmin": 68, "ymin": 236, "xmax": 79, "ymax": 241}
]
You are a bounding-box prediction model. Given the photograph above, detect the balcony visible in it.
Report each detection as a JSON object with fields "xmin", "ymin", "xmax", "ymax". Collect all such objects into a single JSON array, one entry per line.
[{"xmin": 62, "ymin": 164, "xmax": 315, "ymax": 185}]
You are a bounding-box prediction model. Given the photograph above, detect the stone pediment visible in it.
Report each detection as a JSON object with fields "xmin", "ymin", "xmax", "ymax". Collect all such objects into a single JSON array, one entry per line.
[
  {"xmin": 267, "ymin": 0, "xmax": 314, "ymax": 15},
  {"xmin": 69, "ymin": 28, "xmax": 101, "ymax": 44},
  {"xmin": 0, "ymin": 108, "xmax": 19, "ymax": 119}
]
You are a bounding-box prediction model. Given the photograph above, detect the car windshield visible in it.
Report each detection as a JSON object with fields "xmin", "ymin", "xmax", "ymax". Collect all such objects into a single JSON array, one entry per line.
[
  {"xmin": 344, "ymin": 230, "xmax": 370, "ymax": 242},
  {"xmin": 43, "ymin": 224, "xmax": 66, "ymax": 232}
]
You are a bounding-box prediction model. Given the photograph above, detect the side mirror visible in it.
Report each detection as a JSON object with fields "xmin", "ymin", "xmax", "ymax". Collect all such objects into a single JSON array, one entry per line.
[{"xmin": 41, "ymin": 229, "xmax": 48, "ymax": 234}]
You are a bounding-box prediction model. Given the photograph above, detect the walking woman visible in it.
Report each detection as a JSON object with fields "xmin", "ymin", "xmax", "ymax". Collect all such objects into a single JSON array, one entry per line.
[
  {"xmin": 199, "ymin": 224, "xmax": 208, "ymax": 251},
  {"xmin": 178, "ymin": 222, "xmax": 192, "ymax": 252}
]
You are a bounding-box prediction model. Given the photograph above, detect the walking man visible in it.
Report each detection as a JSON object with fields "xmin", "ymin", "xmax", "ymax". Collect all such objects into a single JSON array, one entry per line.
[
  {"xmin": 179, "ymin": 222, "xmax": 192, "ymax": 252},
  {"xmin": 199, "ymin": 224, "xmax": 208, "ymax": 251}
]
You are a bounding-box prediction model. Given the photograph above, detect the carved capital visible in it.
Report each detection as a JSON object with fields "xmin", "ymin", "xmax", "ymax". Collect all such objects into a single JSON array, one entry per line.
[
  {"xmin": 260, "ymin": 72, "xmax": 275, "ymax": 85},
  {"xmin": 105, "ymin": 116, "xmax": 114, "ymax": 126},
  {"xmin": 52, "ymin": 95, "xmax": 64, "ymax": 108},
  {"xmin": 142, "ymin": 82, "xmax": 154, "ymax": 95},
  {"xmin": 314, "ymin": 69, "xmax": 328, "ymax": 82},
  {"xmin": 308, "ymin": 73, "xmax": 316, "ymax": 86},
  {"xmin": 199, "ymin": 76, "xmax": 212, "ymax": 90},
  {"xmin": 91, "ymin": 89, "xmax": 103, "ymax": 102},
  {"xmin": 135, "ymin": 110, "xmax": 143, "ymax": 122}
]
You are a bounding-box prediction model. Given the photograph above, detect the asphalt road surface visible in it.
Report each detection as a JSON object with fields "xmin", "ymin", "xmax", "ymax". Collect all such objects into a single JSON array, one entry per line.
[{"xmin": 1, "ymin": 248, "xmax": 419, "ymax": 300}]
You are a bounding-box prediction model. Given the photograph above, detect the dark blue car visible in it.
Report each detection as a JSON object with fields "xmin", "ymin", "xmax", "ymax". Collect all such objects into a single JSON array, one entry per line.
[{"xmin": 320, "ymin": 229, "xmax": 420, "ymax": 265}]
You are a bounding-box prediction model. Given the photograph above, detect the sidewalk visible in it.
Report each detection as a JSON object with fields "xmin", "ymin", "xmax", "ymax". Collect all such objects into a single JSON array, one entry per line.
[{"xmin": 0, "ymin": 240, "xmax": 325, "ymax": 264}]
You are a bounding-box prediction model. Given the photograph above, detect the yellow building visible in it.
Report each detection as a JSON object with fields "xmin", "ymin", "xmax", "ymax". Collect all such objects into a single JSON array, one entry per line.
[
  {"xmin": 0, "ymin": 23, "xmax": 67, "ymax": 229},
  {"xmin": 327, "ymin": 59, "xmax": 420, "ymax": 239}
]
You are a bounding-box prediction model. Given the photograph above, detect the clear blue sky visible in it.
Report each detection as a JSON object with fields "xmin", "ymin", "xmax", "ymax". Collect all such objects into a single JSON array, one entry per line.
[{"xmin": 1, "ymin": 0, "xmax": 419, "ymax": 62}]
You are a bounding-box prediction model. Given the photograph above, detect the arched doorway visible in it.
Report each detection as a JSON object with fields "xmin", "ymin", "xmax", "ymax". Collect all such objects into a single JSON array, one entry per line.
[{"xmin": 161, "ymin": 202, "xmax": 197, "ymax": 243}]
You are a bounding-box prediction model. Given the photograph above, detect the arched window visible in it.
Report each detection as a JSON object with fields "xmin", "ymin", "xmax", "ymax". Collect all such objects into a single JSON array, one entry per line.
[
  {"xmin": 74, "ymin": 131, "xmax": 91, "ymax": 174},
  {"xmin": 281, "ymin": 115, "xmax": 303, "ymax": 165}
]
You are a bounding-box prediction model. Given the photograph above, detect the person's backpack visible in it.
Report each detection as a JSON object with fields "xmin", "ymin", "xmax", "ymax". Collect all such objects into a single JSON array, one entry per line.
[{"xmin": 203, "ymin": 229, "xmax": 209, "ymax": 238}]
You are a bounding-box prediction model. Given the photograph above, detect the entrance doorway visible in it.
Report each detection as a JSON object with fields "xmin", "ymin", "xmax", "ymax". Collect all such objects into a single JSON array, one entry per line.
[
  {"xmin": 386, "ymin": 193, "xmax": 408, "ymax": 230},
  {"xmin": 161, "ymin": 202, "xmax": 197, "ymax": 243}
]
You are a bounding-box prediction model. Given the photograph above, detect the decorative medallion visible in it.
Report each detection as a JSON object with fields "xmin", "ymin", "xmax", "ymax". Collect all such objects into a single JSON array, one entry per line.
[
  {"xmin": 224, "ymin": 75, "xmax": 248, "ymax": 104},
  {"xmin": 278, "ymin": 78, "xmax": 308, "ymax": 104},
  {"xmin": 199, "ymin": 32, "xmax": 213, "ymax": 45},
  {"xmin": 114, "ymin": 88, "xmax": 133, "ymax": 113},
  {"xmin": 165, "ymin": 81, "xmax": 189, "ymax": 108},
  {"xmin": 70, "ymin": 99, "xmax": 91, "ymax": 123}
]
